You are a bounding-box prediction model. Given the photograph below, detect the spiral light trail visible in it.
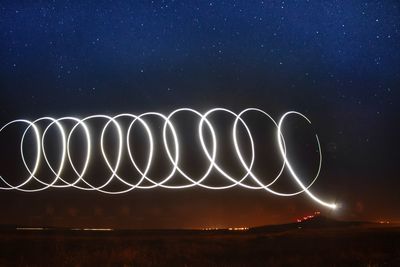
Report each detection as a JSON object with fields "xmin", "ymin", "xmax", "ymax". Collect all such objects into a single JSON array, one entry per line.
[{"xmin": 0, "ymin": 108, "xmax": 337, "ymax": 209}]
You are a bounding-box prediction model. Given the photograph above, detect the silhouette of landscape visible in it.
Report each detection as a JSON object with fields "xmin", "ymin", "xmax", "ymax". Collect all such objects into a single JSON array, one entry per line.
[{"xmin": 0, "ymin": 216, "xmax": 399, "ymax": 266}]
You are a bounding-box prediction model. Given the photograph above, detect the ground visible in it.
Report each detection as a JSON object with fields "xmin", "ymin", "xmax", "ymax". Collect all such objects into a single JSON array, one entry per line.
[{"xmin": 0, "ymin": 223, "xmax": 399, "ymax": 266}]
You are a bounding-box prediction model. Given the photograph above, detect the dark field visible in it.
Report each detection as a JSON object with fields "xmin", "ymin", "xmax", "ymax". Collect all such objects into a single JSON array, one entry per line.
[{"xmin": 0, "ymin": 224, "xmax": 399, "ymax": 267}]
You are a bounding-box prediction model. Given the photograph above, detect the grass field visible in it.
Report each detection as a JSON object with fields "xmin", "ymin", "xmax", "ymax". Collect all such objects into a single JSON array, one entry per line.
[{"xmin": 0, "ymin": 223, "xmax": 399, "ymax": 266}]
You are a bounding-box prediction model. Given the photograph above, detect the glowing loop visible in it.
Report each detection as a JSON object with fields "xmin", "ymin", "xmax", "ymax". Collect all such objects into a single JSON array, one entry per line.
[{"xmin": 0, "ymin": 108, "xmax": 336, "ymax": 209}]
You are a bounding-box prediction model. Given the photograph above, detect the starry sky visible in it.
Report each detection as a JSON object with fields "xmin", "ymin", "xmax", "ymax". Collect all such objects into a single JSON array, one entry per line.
[{"xmin": 0, "ymin": 1, "xmax": 399, "ymax": 229}]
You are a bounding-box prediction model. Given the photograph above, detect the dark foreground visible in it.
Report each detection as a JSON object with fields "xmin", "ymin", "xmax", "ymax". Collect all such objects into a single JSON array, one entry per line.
[{"xmin": 0, "ymin": 224, "xmax": 399, "ymax": 267}]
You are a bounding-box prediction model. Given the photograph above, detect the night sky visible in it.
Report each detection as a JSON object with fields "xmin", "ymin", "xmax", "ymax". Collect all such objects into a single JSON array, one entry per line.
[{"xmin": 0, "ymin": 1, "xmax": 399, "ymax": 229}]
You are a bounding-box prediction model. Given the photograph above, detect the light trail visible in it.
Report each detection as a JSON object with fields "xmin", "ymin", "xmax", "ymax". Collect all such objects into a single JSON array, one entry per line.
[{"xmin": 0, "ymin": 108, "xmax": 337, "ymax": 209}]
